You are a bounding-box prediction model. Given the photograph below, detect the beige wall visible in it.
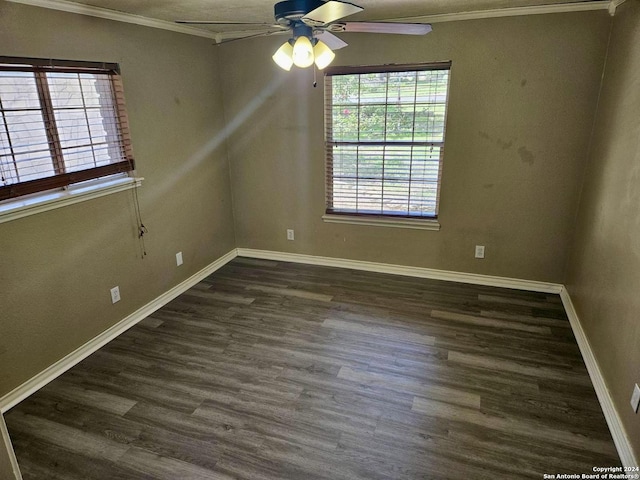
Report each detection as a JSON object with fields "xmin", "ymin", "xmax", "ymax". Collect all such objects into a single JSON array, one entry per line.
[
  {"xmin": 0, "ymin": 2, "xmax": 235, "ymax": 397},
  {"xmin": 566, "ymin": 0, "xmax": 640, "ymax": 459},
  {"xmin": 221, "ymin": 11, "xmax": 610, "ymax": 283},
  {"xmin": 0, "ymin": 0, "xmax": 635, "ymax": 468}
]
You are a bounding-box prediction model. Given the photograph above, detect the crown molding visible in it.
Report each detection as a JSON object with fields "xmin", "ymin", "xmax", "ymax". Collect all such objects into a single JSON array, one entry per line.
[
  {"xmin": 608, "ymin": 0, "xmax": 630, "ymax": 15},
  {"xmin": 5, "ymin": 0, "xmax": 221, "ymax": 40},
  {"xmin": 6, "ymin": 0, "xmax": 613, "ymax": 41},
  {"xmin": 385, "ymin": 1, "xmax": 610, "ymax": 24}
]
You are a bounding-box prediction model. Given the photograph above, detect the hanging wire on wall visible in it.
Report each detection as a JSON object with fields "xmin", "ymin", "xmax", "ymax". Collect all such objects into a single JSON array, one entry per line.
[{"xmin": 132, "ymin": 182, "xmax": 147, "ymax": 258}]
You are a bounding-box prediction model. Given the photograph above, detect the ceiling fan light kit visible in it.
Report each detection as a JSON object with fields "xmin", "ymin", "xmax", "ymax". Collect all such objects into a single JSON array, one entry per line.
[
  {"xmin": 291, "ymin": 35, "xmax": 316, "ymax": 68},
  {"xmin": 272, "ymin": 41, "xmax": 295, "ymax": 70},
  {"xmin": 313, "ymin": 40, "xmax": 336, "ymax": 69},
  {"xmin": 179, "ymin": 0, "xmax": 432, "ymax": 72},
  {"xmin": 273, "ymin": 36, "xmax": 336, "ymax": 70}
]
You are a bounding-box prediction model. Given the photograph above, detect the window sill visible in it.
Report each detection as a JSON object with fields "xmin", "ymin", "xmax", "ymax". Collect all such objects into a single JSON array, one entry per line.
[
  {"xmin": 322, "ymin": 214, "xmax": 441, "ymax": 231},
  {"xmin": 0, "ymin": 175, "xmax": 143, "ymax": 224}
]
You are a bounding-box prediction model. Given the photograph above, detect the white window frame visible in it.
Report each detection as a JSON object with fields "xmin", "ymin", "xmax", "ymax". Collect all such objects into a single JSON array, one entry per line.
[{"xmin": 323, "ymin": 62, "xmax": 451, "ymax": 230}]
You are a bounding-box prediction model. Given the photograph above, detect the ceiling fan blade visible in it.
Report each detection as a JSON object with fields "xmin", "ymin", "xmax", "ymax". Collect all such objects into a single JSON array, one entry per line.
[
  {"xmin": 302, "ymin": 1, "xmax": 363, "ymax": 27},
  {"xmin": 336, "ymin": 22, "xmax": 432, "ymax": 35},
  {"xmin": 315, "ymin": 31, "xmax": 348, "ymax": 50}
]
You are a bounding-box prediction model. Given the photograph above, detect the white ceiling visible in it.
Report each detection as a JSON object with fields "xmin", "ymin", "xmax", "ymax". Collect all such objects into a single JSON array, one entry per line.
[{"xmin": 7, "ymin": 0, "xmax": 616, "ymax": 39}]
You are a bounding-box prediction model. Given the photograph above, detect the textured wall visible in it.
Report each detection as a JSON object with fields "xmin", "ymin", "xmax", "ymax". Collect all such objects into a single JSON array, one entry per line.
[
  {"xmin": 0, "ymin": 0, "xmax": 633, "ymax": 470},
  {"xmin": 565, "ymin": 0, "xmax": 640, "ymax": 460},
  {"xmin": 0, "ymin": 2, "xmax": 236, "ymax": 397},
  {"xmin": 221, "ymin": 11, "xmax": 610, "ymax": 283}
]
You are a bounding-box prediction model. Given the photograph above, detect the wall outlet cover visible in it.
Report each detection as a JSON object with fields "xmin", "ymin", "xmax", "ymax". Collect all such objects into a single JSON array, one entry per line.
[
  {"xmin": 110, "ymin": 286, "xmax": 121, "ymax": 304},
  {"xmin": 475, "ymin": 245, "xmax": 485, "ymax": 259},
  {"xmin": 287, "ymin": 229, "xmax": 295, "ymax": 241},
  {"xmin": 631, "ymin": 384, "xmax": 640, "ymax": 413},
  {"xmin": 176, "ymin": 251, "xmax": 183, "ymax": 266}
]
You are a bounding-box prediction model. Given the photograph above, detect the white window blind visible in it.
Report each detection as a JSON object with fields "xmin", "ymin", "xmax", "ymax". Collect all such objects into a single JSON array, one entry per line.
[
  {"xmin": 0, "ymin": 57, "xmax": 134, "ymax": 201},
  {"xmin": 325, "ymin": 62, "xmax": 451, "ymax": 219}
]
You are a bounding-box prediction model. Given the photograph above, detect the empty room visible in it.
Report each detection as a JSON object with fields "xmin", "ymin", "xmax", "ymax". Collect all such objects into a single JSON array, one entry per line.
[{"xmin": 0, "ymin": 0, "xmax": 639, "ymax": 478}]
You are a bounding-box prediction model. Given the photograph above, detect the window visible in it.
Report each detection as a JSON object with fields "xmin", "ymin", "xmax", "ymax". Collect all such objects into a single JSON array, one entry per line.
[
  {"xmin": 324, "ymin": 62, "xmax": 451, "ymax": 220},
  {"xmin": 0, "ymin": 56, "xmax": 134, "ymax": 202}
]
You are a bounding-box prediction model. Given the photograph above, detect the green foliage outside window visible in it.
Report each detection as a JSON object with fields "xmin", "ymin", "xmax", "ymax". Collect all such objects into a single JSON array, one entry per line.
[{"xmin": 325, "ymin": 66, "xmax": 450, "ymax": 217}]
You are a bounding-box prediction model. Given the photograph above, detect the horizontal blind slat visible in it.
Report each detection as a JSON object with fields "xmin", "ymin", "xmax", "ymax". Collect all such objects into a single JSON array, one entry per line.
[
  {"xmin": 0, "ymin": 59, "xmax": 135, "ymax": 198},
  {"xmin": 324, "ymin": 63, "xmax": 450, "ymax": 218},
  {"xmin": 0, "ymin": 160, "xmax": 132, "ymax": 200}
]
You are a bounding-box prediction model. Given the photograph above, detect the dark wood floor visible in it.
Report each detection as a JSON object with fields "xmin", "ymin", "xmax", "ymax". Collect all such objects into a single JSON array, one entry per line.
[{"xmin": 5, "ymin": 257, "xmax": 620, "ymax": 479}]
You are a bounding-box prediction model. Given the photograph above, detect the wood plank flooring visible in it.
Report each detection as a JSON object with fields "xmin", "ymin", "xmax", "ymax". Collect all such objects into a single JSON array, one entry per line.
[{"xmin": 4, "ymin": 258, "xmax": 620, "ymax": 479}]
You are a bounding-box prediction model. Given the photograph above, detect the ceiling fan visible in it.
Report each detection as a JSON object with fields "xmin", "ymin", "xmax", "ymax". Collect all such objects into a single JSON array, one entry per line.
[{"xmin": 177, "ymin": 0, "xmax": 432, "ymax": 71}]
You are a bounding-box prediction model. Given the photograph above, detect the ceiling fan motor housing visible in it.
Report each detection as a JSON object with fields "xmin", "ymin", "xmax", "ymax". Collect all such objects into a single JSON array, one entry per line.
[{"xmin": 274, "ymin": 0, "xmax": 325, "ymax": 24}]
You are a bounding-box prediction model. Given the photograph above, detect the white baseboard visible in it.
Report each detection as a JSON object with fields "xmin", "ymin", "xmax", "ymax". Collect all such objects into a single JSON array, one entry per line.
[
  {"xmin": 236, "ymin": 248, "xmax": 563, "ymax": 294},
  {"xmin": 1, "ymin": 246, "xmax": 633, "ymax": 469},
  {"xmin": 0, "ymin": 415, "xmax": 22, "ymax": 480},
  {"xmin": 0, "ymin": 249, "xmax": 238, "ymax": 414},
  {"xmin": 560, "ymin": 288, "xmax": 637, "ymax": 468},
  {"xmin": 238, "ymin": 248, "xmax": 635, "ymax": 466},
  {"xmin": 0, "ymin": 247, "xmax": 559, "ymax": 414}
]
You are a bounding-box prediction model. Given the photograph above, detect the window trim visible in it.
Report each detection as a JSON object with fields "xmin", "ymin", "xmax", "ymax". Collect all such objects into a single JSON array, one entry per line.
[
  {"xmin": 325, "ymin": 62, "xmax": 452, "ymax": 76},
  {"xmin": 322, "ymin": 213, "xmax": 440, "ymax": 231},
  {"xmin": 0, "ymin": 174, "xmax": 143, "ymax": 224},
  {"xmin": 324, "ymin": 62, "xmax": 451, "ymax": 224},
  {"xmin": 0, "ymin": 56, "xmax": 135, "ymax": 202}
]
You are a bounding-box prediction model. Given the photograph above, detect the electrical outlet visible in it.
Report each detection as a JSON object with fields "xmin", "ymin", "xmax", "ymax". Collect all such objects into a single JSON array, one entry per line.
[
  {"xmin": 631, "ymin": 384, "xmax": 640, "ymax": 413},
  {"xmin": 176, "ymin": 251, "xmax": 183, "ymax": 266},
  {"xmin": 110, "ymin": 286, "xmax": 121, "ymax": 304},
  {"xmin": 475, "ymin": 245, "xmax": 485, "ymax": 259},
  {"xmin": 287, "ymin": 229, "xmax": 295, "ymax": 241}
]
